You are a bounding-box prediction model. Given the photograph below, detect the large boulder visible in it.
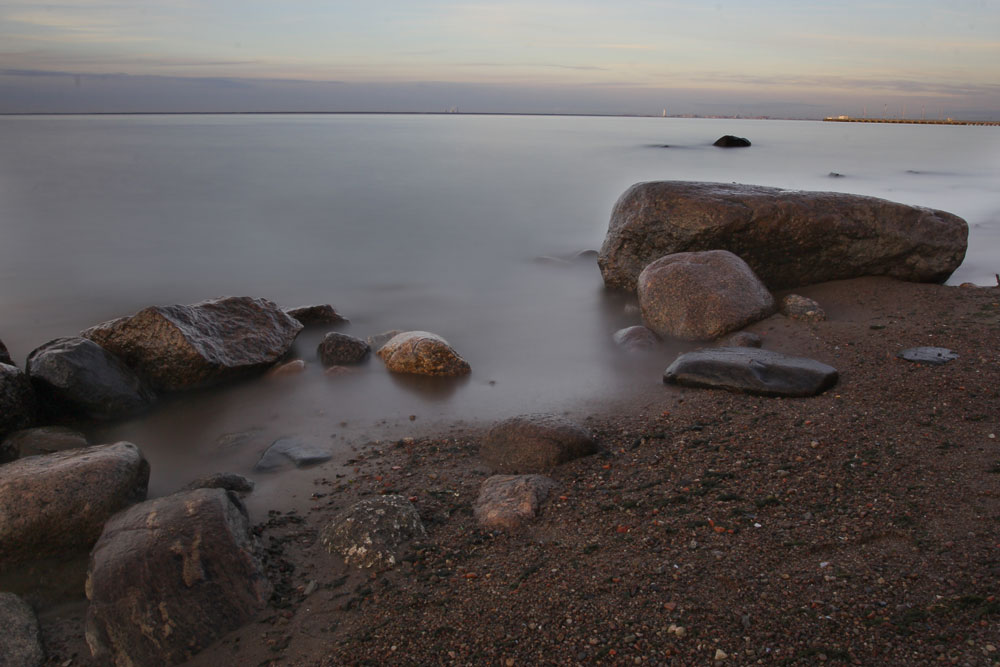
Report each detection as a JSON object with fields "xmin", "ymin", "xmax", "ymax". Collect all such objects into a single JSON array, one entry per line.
[
  {"xmin": 0, "ymin": 442, "xmax": 149, "ymax": 570},
  {"xmin": 83, "ymin": 296, "xmax": 303, "ymax": 392},
  {"xmin": 598, "ymin": 181, "xmax": 968, "ymax": 291},
  {"xmin": 0, "ymin": 364, "xmax": 36, "ymax": 446},
  {"xmin": 26, "ymin": 337, "xmax": 156, "ymax": 420},
  {"xmin": 376, "ymin": 331, "xmax": 470, "ymax": 377},
  {"xmin": 85, "ymin": 488, "xmax": 271, "ymax": 666},
  {"xmin": 480, "ymin": 414, "xmax": 597, "ymax": 474},
  {"xmin": 321, "ymin": 495, "xmax": 426, "ymax": 570},
  {"xmin": 0, "ymin": 592, "xmax": 44, "ymax": 667},
  {"xmin": 663, "ymin": 347, "xmax": 838, "ymax": 397},
  {"xmin": 637, "ymin": 250, "xmax": 775, "ymax": 340}
]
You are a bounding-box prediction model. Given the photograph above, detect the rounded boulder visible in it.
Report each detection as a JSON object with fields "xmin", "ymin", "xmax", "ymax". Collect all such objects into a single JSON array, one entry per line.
[
  {"xmin": 480, "ymin": 413, "xmax": 597, "ymax": 474},
  {"xmin": 376, "ymin": 331, "xmax": 470, "ymax": 377}
]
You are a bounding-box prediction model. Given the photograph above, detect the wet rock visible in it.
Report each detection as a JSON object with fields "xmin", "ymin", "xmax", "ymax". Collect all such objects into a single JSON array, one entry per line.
[
  {"xmin": 0, "ymin": 592, "xmax": 44, "ymax": 667},
  {"xmin": 480, "ymin": 413, "xmax": 598, "ymax": 473},
  {"xmin": 284, "ymin": 303, "xmax": 347, "ymax": 326},
  {"xmin": 83, "ymin": 296, "xmax": 303, "ymax": 392},
  {"xmin": 376, "ymin": 331, "xmax": 471, "ymax": 377},
  {"xmin": 0, "ymin": 442, "xmax": 149, "ymax": 570},
  {"xmin": 598, "ymin": 181, "xmax": 968, "ymax": 291},
  {"xmin": 474, "ymin": 475, "xmax": 557, "ymax": 530},
  {"xmin": 320, "ymin": 495, "xmax": 426, "ymax": 569},
  {"xmin": 267, "ymin": 359, "xmax": 306, "ymax": 376},
  {"xmin": 0, "ymin": 338, "xmax": 11, "ymax": 366},
  {"xmin": 713, "ymin": 135, "xmax": 751, "ymax": 147},
  {"xmin": 366, "ymin": 330, "xmax": 404, "ymax": 353},
  {"xmin": 780, "ymin": 294, "xmax": 827, "ymax": 322},
  {"xmin": 0, "ymin": 438, "xmax": 16, "ymax": 465},
  {"xmin": 26, "ymin": 337, "xmax": 156, "ymax": 420},
  {"xmin": 85, "ymin": 488, "xmax": 270, "ymax": 666},
  {"xmin": 254, "ymin": 436, "xmax": 331, "ymax": 472},
  {"xmin": 722, "ymin": 331, "xmax": 763, "ymax": 348},
  {"xmin": 664, "ymin": 347, "xmax": 839, "ymax": 397},
  {"xmin": 613, "ymin": 325, "xmax": 659, "ymax": 352},
  {"xmin": 897, "ymin": 347, "xmax": 958, "ymax": 365},
  {"xmin": 1, "ymin": 425, "xmax": 89, "ymax": 460},
  {"xmin": 182, "ymin": 472, "xmax": 255, "ymax": 494},
  {"xmin": 0, "ymin": 364, "xmax": 36, "ymax": 443},
  {"xmin": 638, "ymin": 250, "xmax": 775, "ymax": 341},
  {"xmin": 318, "ymin": 332, "xmax": 370, "ymax": 366}
]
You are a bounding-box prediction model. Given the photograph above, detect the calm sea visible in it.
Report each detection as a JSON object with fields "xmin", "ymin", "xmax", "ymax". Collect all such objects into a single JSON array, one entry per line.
[{"xmin": 1, "ymin": 114, "xmax": 997, "ymax": 498}]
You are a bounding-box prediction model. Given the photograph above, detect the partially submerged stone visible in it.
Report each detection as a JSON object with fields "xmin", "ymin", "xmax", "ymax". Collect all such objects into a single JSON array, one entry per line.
[
  {"xmin": 664, "ymin": 347, "xmax": 838, "ymax": 397},
  {"xmin": 598, "ymin": 181, "xmax": 968, "ymax": 291},
  {"xmin": 0, "ymin": 592, "xmax": 44, "ymax": 667},
  {"xmin": 255, "ymin": 436, "xmax": 332, "ymax": 472},
  {"xmin": 474, "ymin": 475, "xmax": 557, "ymax": 530},
  {"xmin": 0, "ymin": 442, "xmax": 149, "ymax": 570},
  {"xmin": 897, "ymin": 347, "xmax": 958, "ymax": 365},
  {"xmin": 366, "ymin": 330, "xmax": 404, "ymax": 353},
  {"xmin": 182, "ymin": 472, "xmax": 255, "ymax": 494},
  {"xmin": 613, "ymin": 325, "xmax": 659, "ymax": 352},
  {"xmin": 83, "ymin": 296, "xmax": 303, "ymax": 392},
  {"xmin": 780, "ymin": 294, "xmax": 826, "ymax": 322},
  {"xmin": 26, "ymin": 337, "xmax": 156, "ymax": 420},
  {"xmin": 1, "ymin": 425, "xmax": 89, "ymax": 460},
  {"xmin": 376, "ymin": 331, "xmax": 471, "ymax": 377},
  {"xmin": 721, "ymin": 331, "xmax": 763, "ymax": 348},
  {"xmin": 480, "ymin": 413, "xmax": 597, "ymax": 474},
  {"xmin": 320, "ymin": 495, "xmax": 426, "ymax": 569},
  {"xmin": 0, "ymin": 364, "xmax": 36, "ymax": 443},
  {"xmin": 638, "ymin": 250, "xmax": 775, "ymax": 341},
  {"xmin": 318, "ymin": 332, "xmax": 370, "ymax": 366},
  {"xmin": 713, "ymin": 135, "xmax": 751, "ymax": 147},
  {"xmin": 267, "ymin": 359, "xmax": 306, "ymax": 376},
  {"xmin": 85, "ymin": 488, "xmax": 270, "ymax": 666},
  {"xmin": 284, "ymin": 304, "xmax": 347, "ymax": 326}
]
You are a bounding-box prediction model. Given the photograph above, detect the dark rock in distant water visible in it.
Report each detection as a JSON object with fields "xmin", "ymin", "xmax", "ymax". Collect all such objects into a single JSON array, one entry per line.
[
  {"xmin": 713, "ymin": 135, "xmax": 751, "ymax": 147},
  {"xmin": 0, "ymin": 364, "xmax": 36, "ymax": 443},
  {"xmin": 0, "ymin": 339, "xmax": 11, "ymax": 366},
  {"xmin": 84, "ymin": 296, "xmax": 303, "ymax": 392},
  {"xmin": 613, "ymin": 325, "xmax": 659, "ymax": 352},
  {"xmin": 779, "ymin": 294, "xmax": 827, "ymax": 322},
  {"xmin": 26, "ymin": 337, "xmax": 155, "ymax": 420},
  {"xmin": 828, "ymin": 172, "xmax": 845, "ymax": 178},
  {"xmin": 598, "ymin": 181, "xmax": 968, "ymax": 291},
  {"xmin": 2, "ymin": 425, "xmax": 89, "ymax": 460},
  {"xmin": 255, "ymin": 436, "xmax": 331, "ymax": 472},
  {"xmin": 182, "ymin": 472, "xmax": 255, "ymax": 494},
  {"xmin": 638, "ymin": 250, "xmax": 775, "ymax": 341},
  {"xmin": 0, "ymin": 442, "xmax": 148, "ymax": 570},
  {"xmin": 574, "ymin": 249, "xmax": 599, "ymax": 262},
  {"xmin": 377, "ymin": 331, "xmax": 471, "ymax": 377},
  {"xmin": 480, "ymin": 414, "xmax": 597, "ymax": 474},
  {"xmin": 474, "ymin": 474, "xmax": 557, "ymax": 530},
  {"xmin": 721, "ymin": 331, "xmax": 763, "ymax": 348},
  {"xmin": 318, "ymin": 332, "xmax": 370, "ymax": 366},
  {"xmin": 85, "ymin": 488, "xmax": 270, "ymax": 665},
  {"xmin": 321, "ymin": 495, "xmax": 426, "ymax": 570},
  {"xmin": 0, "ymin": 592, "xmax": 44, "ymax": 667},
  {"xmin": 664, "ymin": 347, "xmax": 838, "ymax": 397},
  {"xmin": 285, "ymin": 304, "xmax": 347, "ymax": 326},
  {"xmin": 897, "ymin": 347, "xmax": 958, "ymax": 365}
]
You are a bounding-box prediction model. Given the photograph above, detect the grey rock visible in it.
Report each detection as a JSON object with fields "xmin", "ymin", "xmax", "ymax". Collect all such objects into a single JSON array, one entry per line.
[
  {"xmin": 598, "ymin": 181, "xmax": 968, "ymax": 291},
  {"xmin": 638, "ymin": 250, "xmax": 775, "ymax": 340},
  {"xmin": 474, "ymin": 475, "xmax": 557, "ymax": 530},
  {"xmin": 0, "ymin": 592, "xmax": 44, "ymax": 667},
  {"xmin": 317, "ymin": 332, "xmax": 370, "ymax": 366},
  {"xmin": 1, "ymin": 425, "xmax": 89, "ymax": 460},
  {"xmin": 897, "ymin": 347, "xmax": 958, "ymax": 365},
  {"xmin": 780, "ymin": 294, "xmax": 827, "ymax": 322},
  {"xmin": 664, "ymin": 347, "xmax": 839, "ymax": 397},
  {"xmin": 721, "ymin": 331, "xmax": 763, "ymax": 348},
  {"xmin": 713, "ymin": 135, "xmax": 751, "ymax": 147},
  {"xmin": 480, "ymin": 413, "xmax": 597, "ymax": 474},
  {"xmin": 26, "ymin": 337, "xmax": 156, "ymax": 420},
  {"xmin": 0, "ymin": 442, "xmax": 149, "ymax": 571},
  {"xmin": 320, "ymin": 495, "xmax": 425, "ymax": 569},
  {"xmin": 284, "ymin": 304, "xmax": 347, "ymax": 326},
  {"xmin": 83, "ymin": 296, "xmax": 303, "ymax": 392},
  {"xmin": 613, "ymin": 325, "xmax": 659, "ymax": 352},
  {"xmin": 376, "ymin": 331, "xmax": 471, "ymax": 377},
  {"xmin": 254, "ymin": 436, "xmax": 331, "ymax": 472},
  {"xmin": 366, "ymin": 330, "xmax": 404, "ymax": 353},
  {"xmin": 0, "ymin": 364, "xmax": 36, "ymax": 443},
  {"xmin": 182, "ymin": 472, "xmax": 255, "ymax": 494},
  {"xmin": 85, "ymin": 488, "xmax": 270, "ymax": 666}
]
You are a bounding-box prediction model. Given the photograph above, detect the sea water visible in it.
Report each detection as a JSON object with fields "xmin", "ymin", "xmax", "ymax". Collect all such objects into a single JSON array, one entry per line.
[{"xmin": 1, "ymin": 114, "xmax": 997, "ymax": 498}]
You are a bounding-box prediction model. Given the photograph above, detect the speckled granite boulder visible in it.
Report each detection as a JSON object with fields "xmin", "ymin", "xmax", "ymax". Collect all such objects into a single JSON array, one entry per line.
[
  {"xmin": 474, "ymin": 475, "xmax": 557, "ymax": 530},
  {"xmin": 480, "ymin": 413, "xmax": 597, "ymax": 473},
  {"xmin": 598, "ymin": 181, "xmax": 968, "ymax": 291},
  {"xmin": 638, "ymin": 250, "xmax": 775, "ymax": 341},
  {"xmin": 86, "ymin": 488, "xmax": 270, "ymax": 666},
  {"xmin": 83, "ymin": 296, "xmax": 303, "ymax": 391},
  {"xmin": 780, "ymin": 294, "xmax": 826, "ymax": 322},
  {"xmin": 318, "ymin": 332, "xmax": 370, "ymax": 366},
  {"xmin": 0, "ymin": 442, "xmax": 148, "ymax": 570},
  {"xmin": 321, "ymin": 495, "xmax": 426, "ymax": 569},
  {"xmin": 376, "ymin": 331, "xmax": 470, "ymax": 377},
  {"xmin": 0, "ymin": 593, "xmax": 44, "ymax": 666},
  {"xmin": 664, "ymin": 347, "xmax": 838, "ymax": 397}
]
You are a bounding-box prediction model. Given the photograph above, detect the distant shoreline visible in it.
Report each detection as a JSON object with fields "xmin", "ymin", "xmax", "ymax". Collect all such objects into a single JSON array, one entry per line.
[{"xmin": 0, "ymin": 111, "xmax": 814, "ymax": 121}]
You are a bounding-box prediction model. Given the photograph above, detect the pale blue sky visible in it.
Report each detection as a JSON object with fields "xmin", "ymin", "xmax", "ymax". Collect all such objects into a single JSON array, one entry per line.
[{"xmin": 2, "ymin": 1, "xmax": 998, "ymax": 116}]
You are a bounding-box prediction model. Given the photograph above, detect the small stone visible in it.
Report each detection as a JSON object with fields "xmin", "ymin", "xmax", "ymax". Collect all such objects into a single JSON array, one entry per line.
[
  {"xmin": 715, "ymin": 648, "xmax": 728, "ymax": 661},
  {"xmin": 780, "ymin": 294, "xmax": 826, "ymax": 322},
  {"xmin": 268, "ymin": 359, "xmax": 306, "ymax": 376},
  {"xmin": 317, "ymin": 332, "xmax": 370, "ymax": 366},
  {"xmin": 255, "ymin": 437, "xmax": 331, "ymax": 471},
  {"xmin": 897, "ymin": 346, "xmax": 958, "ymax": 365},
  {"xmin": 284, "ymin": 304, "xmax": 347, "ymax": 326},
  {"xmin": 0, "ymin": 592, "xmax": 44, "ymax": 666},
  {"xmin": 613, "ymin": 326, "xmax": 659, "ymax": 352},
  {"xmin": 182, "ymin": 472, "xmax": 255, "ymax": 494},
  {"xmin": 474, "ymin": 475, "xmax": 557, "ymax": 529},
  {"xmin": 721, "ymin": 331, "xmax": 762, "ymax": 348}
]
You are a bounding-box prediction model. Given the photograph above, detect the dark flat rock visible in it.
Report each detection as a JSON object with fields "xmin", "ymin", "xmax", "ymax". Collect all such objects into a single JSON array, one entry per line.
[
  {"xmin": 664, "ymin": 347, "xmax": 838, "ymax": 397},
  {"xmin": 255, "ymin": 437, "xmax": 331, "ymax": 472},
  {"xmin": 897, "ymin": 347, "xmax": 958, "ymax": 365}
]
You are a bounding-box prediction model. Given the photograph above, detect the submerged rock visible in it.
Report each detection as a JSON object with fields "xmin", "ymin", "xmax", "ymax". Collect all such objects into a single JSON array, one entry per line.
[
  {"xmin": 598, "ymin": 181, "xmax": 968, "ymax": 291},
  {"xmin": 897, "ymin": 346, "xmax": 958, "ymax": 365},
  {"xmin": 182, "ymin": 472, "xmax": 255, "ymax": 494},
  {"xmin": 1, "ymin": 425, "xmax": 89, "ymax": 460},
  {"xmin": 85, "ymin": 488, "xmax": 270, "ymax": 666},
  {"xmin": 713, "ymin": 135, "xmax": 751, "ymax": 147},
  {"xmin": 321, "ymin": 495, "xmax": 426, "ymax": 570},
  {"xmin": 83, "ymin": 296, "xmax": 303, "ymax": 392},
  {"xmin": 254, "ymin": 436, "xmax": 331, "ymax": 471},
  {"xmin": 0, "ymin": 442, "xmax": 149, "ymax": 570},
  {"xmin": 480, "ymin": 413, "xmax": 597, "ymax": 474},
  {"xmin": 664, "ymin": 347, "xmax": 838, "ymax": 397},
  {"xmin": 613, "ymin": 325, "xmax": 659, "ymax": 352},
  {"xmin": 284, "ymin": 304, "xmax": 347, "ymax": 326},
  {"xmin": 376, "ymin": 331, "xmax": 470, "ymax": 377},
  {"xmin": 26, "ymin": 337, "xmax": 156, "ymax": 420},
  {"xmin": 0, "ymin": 592, "xmax": 44, "ymax": 667},
  {"xmin": 0, "ymin": 364, "xmax": 36, "ymax": 443},
  {"xmin": 638, "ymin": 250, "xmax": 775, "ymax": 341},
  {"xmin": 318, "ymin": 332, "xmax": 370, "ymax": 366},
  {"xmin": 721, "ymin": 331, "xmax": 763, "ymax": 348},
  {"xmin": 474, "ymin": 475, "xmax": 557, "ymax": 530},
  {"xmin": 366, "ymin": 330, "xmax": 404, "ymax": 353}
]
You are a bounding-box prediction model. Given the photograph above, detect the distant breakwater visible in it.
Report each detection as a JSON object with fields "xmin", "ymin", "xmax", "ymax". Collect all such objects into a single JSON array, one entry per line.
[{"xmin": 824, "ymin": 116, "xmax": 1000, "ymax": 126}]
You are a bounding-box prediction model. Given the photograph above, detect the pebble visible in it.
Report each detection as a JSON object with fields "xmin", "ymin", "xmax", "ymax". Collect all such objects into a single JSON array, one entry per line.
[{"xmin": 715, "ymin": 649, "xmax": 728, "ymax": 661}]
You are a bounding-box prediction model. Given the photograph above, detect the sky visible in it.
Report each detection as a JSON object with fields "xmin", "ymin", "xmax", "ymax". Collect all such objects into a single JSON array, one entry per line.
[{"xmin": 1, "ymin": 0, "xmax": 998, "ymax": 118}]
